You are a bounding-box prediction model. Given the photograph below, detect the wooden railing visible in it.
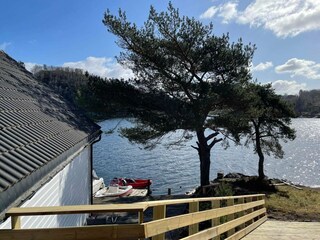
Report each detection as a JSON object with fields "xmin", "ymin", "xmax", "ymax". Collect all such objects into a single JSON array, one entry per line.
[{"xmin": 0, "ymin": 194, "xmax": 266, "ymax": 240}]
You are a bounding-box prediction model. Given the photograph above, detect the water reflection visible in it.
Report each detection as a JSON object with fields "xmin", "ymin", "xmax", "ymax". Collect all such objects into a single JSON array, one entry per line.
[{"xmin": 93, "ymin": 118, "xmax": 320, "ymax": 194}]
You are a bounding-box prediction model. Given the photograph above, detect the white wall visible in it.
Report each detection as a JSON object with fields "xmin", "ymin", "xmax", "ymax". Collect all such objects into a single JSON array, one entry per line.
[{"xmin": 0, "ymin": 146, "xmax": 91, "ymax": 229}]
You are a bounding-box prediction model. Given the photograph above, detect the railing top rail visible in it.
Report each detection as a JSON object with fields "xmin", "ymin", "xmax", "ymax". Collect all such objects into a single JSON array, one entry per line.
[
  {"xmin": 6, "ymin": 194, "xmax": 265, "ymax": 217},
  {"xmin": 141, "ymin": 201, "xmax": 266, "ymax": 238},
  {"xmin": 143, "ymin": 194, "xmax": 264, "ymax": 207},
  {"xmin": 6, "ymin": 203, "xmax": 148, "ymax": 217}
]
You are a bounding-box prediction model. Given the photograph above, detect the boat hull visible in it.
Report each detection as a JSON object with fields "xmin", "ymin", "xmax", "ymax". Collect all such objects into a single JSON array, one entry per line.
[
  {"xmin": 94, "ymin": 185, "xmax": 133, "ymax": 198},
  {"xmin": 93, "ymin": 177, "xmax": 105, "ymax": 194},
  {"xmin": 111, "ymin": 178, "xmax": 152, "ymax": 189}
]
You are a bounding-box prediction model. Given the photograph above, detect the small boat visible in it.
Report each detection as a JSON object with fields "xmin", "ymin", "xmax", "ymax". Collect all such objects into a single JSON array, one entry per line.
[
  {"xmin": 111, "ymin": 177, "xmax": 152, "ymax": 189},
  {"xmin": 94, "ymin": 185, "xmax": 133, "ymax": 198},
  {"xmin": 93, "ymin": 178, "xmax": 105, "ymax": 194},
  {"xmin": 92, "ymin": 170, "xmax": 105, "ymax": 194}
]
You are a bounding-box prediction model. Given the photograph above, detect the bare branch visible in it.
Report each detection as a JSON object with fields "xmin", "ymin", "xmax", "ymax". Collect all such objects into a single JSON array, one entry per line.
[
  {"xmin": 191, "ymin": 145, "xmax": 199, "ymax": 150},
  {"xmin": 206, "ymin": 131, "xmax": 220, "ymax": 141},
  {"xmin": 209, "ymin": 137, "xmax": 223, "ymax": 149}
]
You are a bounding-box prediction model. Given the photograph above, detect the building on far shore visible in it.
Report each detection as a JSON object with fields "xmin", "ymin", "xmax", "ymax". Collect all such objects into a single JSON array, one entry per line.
[{"xmin": 0, "ymin": 51, "xmax": 101, "ymax": 228}]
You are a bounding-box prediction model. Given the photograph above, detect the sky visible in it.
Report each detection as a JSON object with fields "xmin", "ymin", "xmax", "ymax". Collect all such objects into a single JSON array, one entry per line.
[{"xmin": 1, "ymin": 0, "xmax": 320, "ymax": 95}]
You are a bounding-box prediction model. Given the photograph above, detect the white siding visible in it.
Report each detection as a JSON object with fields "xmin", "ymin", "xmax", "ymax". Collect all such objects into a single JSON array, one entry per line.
[{"xmin": 0, "ymin": 146, "xmax": 91, "ymax": 229}]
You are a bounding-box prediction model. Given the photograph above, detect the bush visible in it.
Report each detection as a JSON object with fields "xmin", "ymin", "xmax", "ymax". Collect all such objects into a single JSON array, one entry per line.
[{"xmin": 214, "ymin": 182, "xmax": 234, "ymax": 197}]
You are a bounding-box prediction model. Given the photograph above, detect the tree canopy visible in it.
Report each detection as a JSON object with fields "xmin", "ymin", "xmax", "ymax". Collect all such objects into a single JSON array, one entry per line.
[
  {"xmin": 242, "ymin": 84, "xmax": 296, "ymax": 179},
  {"xmin": 103, "ymin": 3, "xmax": 256, "ymax": 186}
]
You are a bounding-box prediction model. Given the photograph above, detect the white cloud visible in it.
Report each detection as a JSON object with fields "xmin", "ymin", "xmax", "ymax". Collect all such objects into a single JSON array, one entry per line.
[
  {"xmin": 200, "ymin": 0, "xmax": 320, "ymax": 38},
  {"xmin": 0, "ymin": 42, "xmax": 11, "ymax": 50},
  {"xmin": 217, "ymin": 2, "xmax": 238, "ymax": 23},
  {"xmin": 275, "ymin": 58, "xmax": 320, "ymax": 80},
  {"xmin": 252, "ymin": 61, "xmax": 273, "ymax": 72},
  {"xmin": 272, "ymin": 80, "xmax": 307, "ymax": 95},
  {"xmin": 63, "ymin": 56, "xmax": 134, "ymax": 79},
  {"xmin": 200, "ymin": 6, "xmax": 218, "ymax": 19},
  {"xmin": 200, "ymin": 2, "xmax": 237, "ymax": 23}
]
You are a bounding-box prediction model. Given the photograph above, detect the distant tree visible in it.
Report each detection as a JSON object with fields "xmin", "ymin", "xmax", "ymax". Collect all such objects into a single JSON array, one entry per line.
[
  {"xmin": 103, "ymin": 3, "xmax": 255, "ymax": 186},
  {"xmin": 243, "ymin": 84, "xmax": 296, "ymax": 180},
  {"xmin": 282, "ymin": 90, "xmax": 320, "ymax": 117}
]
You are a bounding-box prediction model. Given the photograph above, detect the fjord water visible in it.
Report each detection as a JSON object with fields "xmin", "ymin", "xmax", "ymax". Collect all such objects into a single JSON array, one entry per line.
[{"xmin": 93, "ymin": 118, "xmax": 320, "ymax": 195}]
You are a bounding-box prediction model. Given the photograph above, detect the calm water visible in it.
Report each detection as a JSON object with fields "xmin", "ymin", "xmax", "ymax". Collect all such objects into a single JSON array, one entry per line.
[{"xmin": 93, "ymin": 118, "xmax": 320, "ymax": 195}]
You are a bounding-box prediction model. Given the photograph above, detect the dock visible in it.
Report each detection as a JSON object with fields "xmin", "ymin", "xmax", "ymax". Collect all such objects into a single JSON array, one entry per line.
[{"xmin": 242, "ymin": 220, "xmax": 320, "ymax": 240}]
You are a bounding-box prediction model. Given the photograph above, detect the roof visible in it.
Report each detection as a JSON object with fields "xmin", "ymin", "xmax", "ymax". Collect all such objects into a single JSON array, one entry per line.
[{"xmin": 0, "ymin": 51, "xmax": 101, "ymax": 217}]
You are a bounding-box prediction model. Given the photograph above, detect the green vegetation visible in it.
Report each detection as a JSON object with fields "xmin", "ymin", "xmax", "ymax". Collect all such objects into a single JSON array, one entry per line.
[
  {"xmin": 282, "ymin": 89, "xmax": 320, "ymax": 117},
  {"xmin": 242, "ymin": 84, "xmax": 296, "ymax": 180},
  {"xmin": 214, "ymin": 182, "xmax": 234, "ymax": 197},
  {"xmin": 194, "ymin": 177, "xmax": 320, "ymax": 221},
  {"xmin": 33, "ymin": 66, "xmax": 134, "ymax": 120},
  {"xmin": 31, "ymin": 3, "xmax": 301, "ymax": 188},
  {"xmin": 266, "ymin": 185, "xmax": 320, "ymax": 221},
  {"xmin": 31, "ymin": 65, "xmax": 320, "ymax": 121},
  {"xmin": 25, "ymin": 3, "xmax": 320, "ymax": 224},
  {"xmin": 103, "ymin": 3, "xmax": 256, "ymax": 186}
]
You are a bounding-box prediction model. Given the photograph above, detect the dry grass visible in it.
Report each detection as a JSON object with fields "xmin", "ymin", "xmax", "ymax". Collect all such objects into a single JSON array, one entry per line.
[
  {"xmin": 265, "ymin": 185, "xmax": 320, "ymax": 221},
  {"xmin": 197, "ymin": 177, "xmax": 320, "ymax": 222}
]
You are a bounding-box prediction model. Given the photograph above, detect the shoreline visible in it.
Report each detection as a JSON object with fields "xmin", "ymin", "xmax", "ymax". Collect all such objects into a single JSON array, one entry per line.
[
  {"xmin": 206, "ymin": 176, "xmax": 320, "ymax": 222},
  {"xmin": 93, "ymin": 175, "xmax": 320, "ymax": 223}
]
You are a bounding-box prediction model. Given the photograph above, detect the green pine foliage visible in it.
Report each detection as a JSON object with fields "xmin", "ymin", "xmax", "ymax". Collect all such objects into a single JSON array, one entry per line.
[
  {"xmin": 243, "ymin": 84, "xmax": 296, "ymax": 179},
  {"xmin": 103, "ymin": 3, "xmax": 256, "ymax": 186}
]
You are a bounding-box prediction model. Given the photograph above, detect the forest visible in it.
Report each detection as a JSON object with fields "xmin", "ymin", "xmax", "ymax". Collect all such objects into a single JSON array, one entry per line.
[
  {"xmin": 31, "ymin": 66, "xmax": 320, "ymax": 119},
  {"xmin": 282, "ymin": 90, "xmax": 320, "ymax": 117},
  {"xmin": 32, "ymin": 66, "xmax": 132, "ymax": 120}
]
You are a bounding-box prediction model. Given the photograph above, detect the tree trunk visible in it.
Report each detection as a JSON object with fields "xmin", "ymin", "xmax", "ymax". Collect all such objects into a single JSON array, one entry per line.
[
  {"xmin": 196, "ymin": 130, "xmax": 211, "ymax": 186},
  {"xmin": 255, "ymin": 124, "xmax": 265, "ymax": 180}
]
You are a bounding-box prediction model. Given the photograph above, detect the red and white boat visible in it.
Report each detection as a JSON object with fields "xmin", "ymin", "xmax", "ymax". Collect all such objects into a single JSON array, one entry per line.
[
  {"xmin": 111, "ymin": 177, "xmax": 152, "ymax": 189},
  {"xmin": 94, "ymin": 185, "xmax": 133, "ymax": 198}
]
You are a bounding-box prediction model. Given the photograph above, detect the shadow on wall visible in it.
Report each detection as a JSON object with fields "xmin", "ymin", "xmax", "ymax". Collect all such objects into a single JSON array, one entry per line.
[{"xmin": 57, "ymin": 147, "xmax": 91, "ymax": 227}]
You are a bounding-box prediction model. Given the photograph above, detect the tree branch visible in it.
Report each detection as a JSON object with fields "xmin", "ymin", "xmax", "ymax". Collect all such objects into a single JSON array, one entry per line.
[
  {"xmin": 209, "ymin": 137, "xmax": 223, "ymax": 149},
  {"xmin": 260, "ymin": 134, "xmax": 273, "ymax": 138},
  {"xmin": 206, "ymin": 131, "xmax": 220, "ymax": 141},
  {"xmin": 191, "ymin": 145, "xmax": 199, "ymax": 150}
]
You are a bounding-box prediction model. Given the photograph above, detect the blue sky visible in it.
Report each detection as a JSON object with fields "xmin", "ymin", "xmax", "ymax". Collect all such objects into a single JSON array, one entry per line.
[{"xmin": 1, "ymin": 0, "xmax": 320, "ymax": 95}]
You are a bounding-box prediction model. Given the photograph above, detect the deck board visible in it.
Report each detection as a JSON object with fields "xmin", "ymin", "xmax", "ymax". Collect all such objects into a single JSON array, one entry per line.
[{"xmin": 242, "ymin": 220, "xmax": 320, "ymax": 240}]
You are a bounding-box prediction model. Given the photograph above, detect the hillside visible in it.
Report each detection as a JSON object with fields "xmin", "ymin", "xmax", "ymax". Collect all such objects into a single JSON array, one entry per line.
[
  {"xmin": 32, "ymin": 66, "xmax": 132, "ymax": 120},
  {"xmin": 282, "ymin": 90, "xmax": 320, "ymax": 117},
  {"xmin": 29, "ymin": 65, "xmax": 320, "ymax": 119}
]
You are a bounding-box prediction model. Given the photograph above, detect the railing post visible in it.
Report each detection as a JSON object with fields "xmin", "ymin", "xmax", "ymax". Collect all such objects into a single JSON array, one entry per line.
[
  {"xmin": 152, "ymin": 205, "xmax": 166, "ymax": 240},
  {"xmin": 211, "ymin": 199, "xmax": 220, "ymax": 240},
  {"xmin": 138, "ymin": 211, "xmax": 144, "ymax": 224},
  {"xmin": 245, "ymin": 197, "xmax": 253, "ymax": 226},
  {"xmin": 11, "ymin": 216, "xmax": 21, "ymax": 229},
  {"xmin": 226, "ymin": 198, "xmax": 235, "ymax": 237},
  {"xmin": 252, "ymin": 196, "xmax": 259, "ymax": 222},
  {"xmin": 237, "ymin": 197, "xmax": 245, "ymax": 230},
  {"xmin": 138, "ymin": 211, "xmax": 144, "ymax": 240},
  {"xmin": 188, "ymin": 202, "xmax": 199, "ymax": 236},
  {"xmin": 261, "ymin": 195, "xmax": 266, "ymax": 219}
]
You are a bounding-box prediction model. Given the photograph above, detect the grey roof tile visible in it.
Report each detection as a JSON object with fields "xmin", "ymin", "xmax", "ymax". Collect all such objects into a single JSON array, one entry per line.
[{"xmin": 0, "ymin": 51, "xmax": 101, "ymax": 194}]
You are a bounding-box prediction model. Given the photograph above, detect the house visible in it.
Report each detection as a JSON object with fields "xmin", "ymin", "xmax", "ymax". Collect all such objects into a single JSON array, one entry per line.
[{"xmin": 0, "ymin": 51, "xmax": 101, "ymax": 228}]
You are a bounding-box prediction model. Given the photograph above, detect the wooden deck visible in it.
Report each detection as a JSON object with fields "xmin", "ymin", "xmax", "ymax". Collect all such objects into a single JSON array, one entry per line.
[
  {"xmin": 0, "ymin": 194, "xmax": 267, "ymax": 240},
  {"xmin": 242, "ymin": 220, "xmax": 320, "ymax": 240}
]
